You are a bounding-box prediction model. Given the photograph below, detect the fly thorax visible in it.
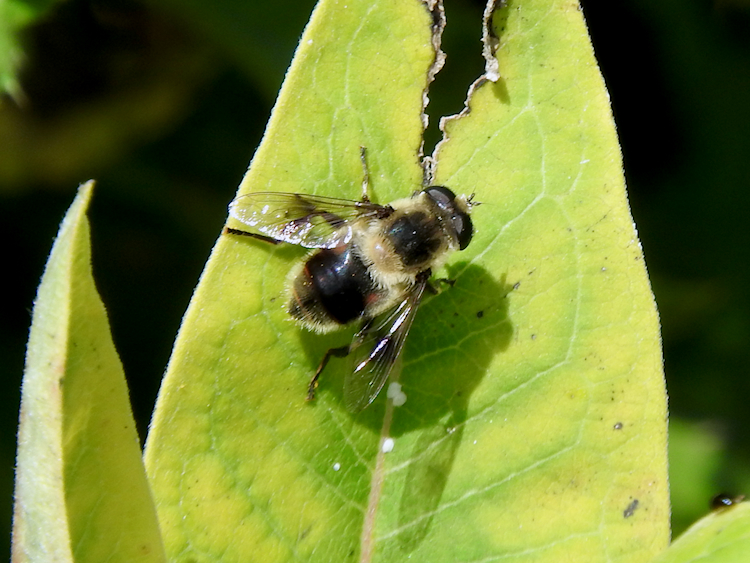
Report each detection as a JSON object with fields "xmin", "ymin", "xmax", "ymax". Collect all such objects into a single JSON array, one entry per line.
[
  {"xmin": 358, "ymin": 230, "xmax": 409, "ymax": 282},
  {"xmin": 385, "ymin": 209, "xmax": 448, "ymax": 268}
]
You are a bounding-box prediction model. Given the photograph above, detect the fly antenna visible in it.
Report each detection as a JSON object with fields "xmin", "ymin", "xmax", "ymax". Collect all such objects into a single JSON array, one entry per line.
[{"xmin": 467, "ymin": 193, "xmax": 482, "ymax": 208}]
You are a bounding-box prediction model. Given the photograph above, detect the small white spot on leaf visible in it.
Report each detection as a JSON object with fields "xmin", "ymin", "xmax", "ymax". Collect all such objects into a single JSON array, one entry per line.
[{"xmin": 387, "ymin": 382, "xmax": 407, "ymax": 406}]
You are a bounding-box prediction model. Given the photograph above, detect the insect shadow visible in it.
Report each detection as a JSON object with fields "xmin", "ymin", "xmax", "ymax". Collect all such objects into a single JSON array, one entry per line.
[
  {"xmin": 296, "ymin": 262, "xmax": 514, "ymax": 551},
  {"xmin": 393, "ymin": 264, "xmax": 514, "ymax": 552},
  {"xmin": 296, "ymin": 263, "xmax": 513, "ymax": 426}
]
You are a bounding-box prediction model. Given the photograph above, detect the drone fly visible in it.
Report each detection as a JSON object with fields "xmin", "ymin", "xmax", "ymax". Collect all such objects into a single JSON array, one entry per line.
[{"xmin": 226, "ymin": 151, "xmax": 476, "ymax": 412}]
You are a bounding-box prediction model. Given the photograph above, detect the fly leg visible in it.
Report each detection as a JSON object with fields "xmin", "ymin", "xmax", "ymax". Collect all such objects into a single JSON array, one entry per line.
[
  {"xmin": 359, "ymin": 146, "xmax": 371, "ymax": 203},
  {"xmin": 427, "ymin": 275, "xmax": 455, "ymax": 295},
  {"xmin": 307, "ymin": 345, "xmax": 351, "ymax": 401},
  {"xmin": 223, "ymin": 227, "xmax": 282, "ymax": 245},
  {"xmin": 307, "ymin": 316, "xmax": 375, "ymax": 402},
  {"xmin": 418, "ymin": 268, "xmax": 452, "ymax": 296}
]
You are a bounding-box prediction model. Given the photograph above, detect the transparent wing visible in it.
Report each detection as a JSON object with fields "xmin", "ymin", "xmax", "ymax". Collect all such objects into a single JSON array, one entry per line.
[
  {"xmin": 228, "ymin": 192, "xmax": 387, "ymax": 248},
  {"xmin": 344, "ymin": 278, "xmax": 428, "ymax": 412}
]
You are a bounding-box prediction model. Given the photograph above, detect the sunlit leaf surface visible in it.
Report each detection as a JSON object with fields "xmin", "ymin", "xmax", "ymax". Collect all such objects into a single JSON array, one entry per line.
[{"xmin": 144, "ymin": 0, "xmax": 669, "ymax": 561}]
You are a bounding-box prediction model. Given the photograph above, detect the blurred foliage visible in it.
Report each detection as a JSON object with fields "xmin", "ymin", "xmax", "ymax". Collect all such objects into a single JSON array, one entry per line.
[
  {"xmin": 668, "ymin": 418, "xmax": 727, "ymax": 534},
  {"xmin": 0, "ymin": 0, "xmax": 60, "ymax": 98},
  {"xmin": 2, "ymin": 0, "xmax": 749, "ymax": 555}
]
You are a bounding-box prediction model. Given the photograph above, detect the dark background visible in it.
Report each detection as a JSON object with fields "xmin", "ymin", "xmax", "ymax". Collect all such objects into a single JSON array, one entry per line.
[{"xmin": 2, "ymin": 0, "xmax": 749, "ymax": 552}]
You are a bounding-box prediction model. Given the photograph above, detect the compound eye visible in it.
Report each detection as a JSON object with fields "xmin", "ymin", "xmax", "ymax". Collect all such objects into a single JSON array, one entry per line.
[
  {"xmin": 425, "ymin": 186, "xmax": 457, "ymax": 207},
  {"xmin": 425, "ymin": 186, "xmax": 473, "ymax": 250},
  {"xmin": 453, "ymin": 212, "xmax": 473, "ymax": 250}
]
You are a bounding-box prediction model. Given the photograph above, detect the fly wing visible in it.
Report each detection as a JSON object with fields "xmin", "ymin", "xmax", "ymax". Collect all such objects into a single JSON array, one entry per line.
[
  {"xmin": 229, "ymin": 192, "xmax": 387, "ymax": 248},
  {"xmin": 343, "ymin": 278, "xmax": 428, "ymax": 412}
]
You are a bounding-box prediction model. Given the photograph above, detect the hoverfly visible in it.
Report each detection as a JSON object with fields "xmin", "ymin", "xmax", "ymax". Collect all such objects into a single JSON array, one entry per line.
[{"xmin": 226, "ymin": 150, "xmax": 476, "ymax": 411}]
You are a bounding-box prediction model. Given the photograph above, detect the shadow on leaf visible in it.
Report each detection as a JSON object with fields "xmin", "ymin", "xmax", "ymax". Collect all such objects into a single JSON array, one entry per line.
[
  {"xmin": 389, "ymin": 263, "xmax": 514, "ymax": 552},
  {"xmin": 297, "ymin": 263, "xmax": 513, "ymax": 429}
]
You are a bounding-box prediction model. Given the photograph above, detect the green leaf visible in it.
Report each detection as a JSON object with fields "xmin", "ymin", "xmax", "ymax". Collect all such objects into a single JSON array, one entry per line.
[
  {"xmin": 650, "ymin": 502, "xmax": 750, "ymax": 563},
  {"xmin": 429, "ymin": 0, "xmax": 670, "ymax": 558},
  {"xmin": 144, "ymin": 0, "xmax": 668, "ymax": 561},
  {"xmin": 13, "ymin": 182, "xmax": 166, "ymax": 563}
]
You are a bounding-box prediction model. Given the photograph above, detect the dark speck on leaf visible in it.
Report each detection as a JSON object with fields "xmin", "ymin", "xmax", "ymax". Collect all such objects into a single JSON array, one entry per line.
[
  {"xmin": 476, "ymin": 310, "xmax": 484, "ymax": 318},
  {"xmin": 614, "ymin": 422, "xmax": 623, "ymax": 430},
  {"xmin": 623, "ymin": 499, "xmax": 639, "ymax": 518}
]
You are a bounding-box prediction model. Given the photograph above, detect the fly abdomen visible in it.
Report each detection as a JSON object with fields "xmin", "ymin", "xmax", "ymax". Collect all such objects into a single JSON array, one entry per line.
[{"xmin": 289, "ymin": 245, "xmax": 375, "ymax": 330}]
